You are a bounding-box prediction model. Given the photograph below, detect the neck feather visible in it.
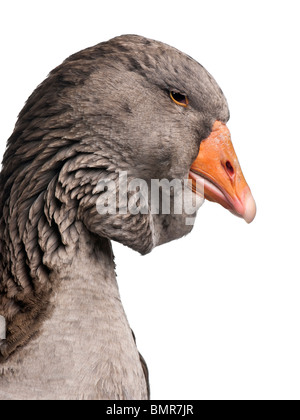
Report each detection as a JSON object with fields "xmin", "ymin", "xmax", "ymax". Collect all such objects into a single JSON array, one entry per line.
[
  {"xmin": 0, "ymin": 67, "xmax": 151, "ymax": 397},
  {"xmin": 0, "ymin": 227, "xmax": 148, "ymax": 399}
]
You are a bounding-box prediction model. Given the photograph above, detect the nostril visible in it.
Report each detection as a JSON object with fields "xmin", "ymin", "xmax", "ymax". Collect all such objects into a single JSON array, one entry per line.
[{"xmin": 226, "ymin": 160, "xmax": 234, "ymax": 176}]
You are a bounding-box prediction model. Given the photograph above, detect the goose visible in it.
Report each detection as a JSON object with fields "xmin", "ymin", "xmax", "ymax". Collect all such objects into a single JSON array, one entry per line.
[{"xmin": 0, "ymin": 35, "xmax": 256, "ymax": 400}]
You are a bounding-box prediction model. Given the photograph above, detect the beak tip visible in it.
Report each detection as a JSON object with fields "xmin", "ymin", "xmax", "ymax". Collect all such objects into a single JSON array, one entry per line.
[{"xmin": 243, "ymin": 192, "xmax": 257, "ymax": 224}]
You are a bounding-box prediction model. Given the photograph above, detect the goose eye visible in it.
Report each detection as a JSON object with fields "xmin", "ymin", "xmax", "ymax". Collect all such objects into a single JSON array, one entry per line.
[{"xmin": 170, "ymin": 91, "xmax": 189, "ymax": 107}]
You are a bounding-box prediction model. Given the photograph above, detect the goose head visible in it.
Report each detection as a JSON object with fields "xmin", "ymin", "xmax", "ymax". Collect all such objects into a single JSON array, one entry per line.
[
  {"xmin": 54, "ymin": 35, "xmax": 255, "ymax": 254},
  {"xmin": 1, "ymin": 35, "xmax": 256, "ymax": 259}
]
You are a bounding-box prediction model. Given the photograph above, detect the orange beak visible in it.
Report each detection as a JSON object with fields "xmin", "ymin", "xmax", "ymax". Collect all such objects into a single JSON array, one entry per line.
[{"xmin": 189, "ymin": 121, "xmax": 256, "ymax": 223}]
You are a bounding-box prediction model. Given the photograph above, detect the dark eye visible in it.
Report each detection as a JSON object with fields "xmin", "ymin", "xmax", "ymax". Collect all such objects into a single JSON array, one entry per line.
[{"xmin": 170, "ymin": 91, "xmax": 189, "ymax": 107}]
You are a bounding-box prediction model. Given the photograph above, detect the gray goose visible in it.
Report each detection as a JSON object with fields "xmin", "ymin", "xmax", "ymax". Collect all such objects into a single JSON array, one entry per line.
[{"xmin": 0, "ymin": 35, "xmax": 256, "ymax": 400}]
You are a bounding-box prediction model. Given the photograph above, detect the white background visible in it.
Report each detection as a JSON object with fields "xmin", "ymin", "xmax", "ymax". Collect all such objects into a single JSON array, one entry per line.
[{"xmin": 0, "ymin": 0, "xmax": 299, "ymax": 400}]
